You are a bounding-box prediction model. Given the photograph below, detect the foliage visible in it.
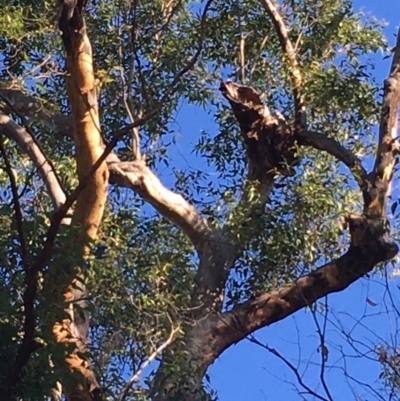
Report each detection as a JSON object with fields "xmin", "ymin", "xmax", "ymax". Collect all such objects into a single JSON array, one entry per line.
[{"xmin": 0, "ymin": 0, "xmax": 398, "ymax": 400}]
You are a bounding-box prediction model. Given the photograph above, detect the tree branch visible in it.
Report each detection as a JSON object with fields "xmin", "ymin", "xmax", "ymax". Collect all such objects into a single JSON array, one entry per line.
[
  {"xmin": 1, "ymin": 94, "xmax": 211, "ymax": 253},
  {"xmin": 0, "ymin": 88, "xmax": 74, "ymax": 139},
  {"xmin": 108, "ymin": 160, "xmax": 211, "ymax": 248},
  {"xmin": 189, "ymin": 81, "xmax": 291, "ymax": 314},
  {"xmin": 296, "ymin": 129, "xmax": 368, "ymax": 191},
  {"xmin": 247, "ymin": 335, "xmax": 330, "ymax": 401},
  {"xmin": 118, "ymin": 326, "xmax": 180, "ymax": 401},
  {"xmin": 259, "ymin": 0, "xmax": 305, "ymax": 128},
  {"xmin": 0, "ymin": 112, "xmax": 67, "ymax": 208},
  {"xmin": 368, "ymin": 27, "xmax": 400, "ymax": 217},
  {"xmin": 1, "ymin": 134, "xmax": 42, "ymax": 395},
  {"xmin": 213, "ymin": 239, "xmax": 397, "ymax": 362},
  {"xmin": 0, "ymin": 136, "xmax": 28, "ymax": 268}
]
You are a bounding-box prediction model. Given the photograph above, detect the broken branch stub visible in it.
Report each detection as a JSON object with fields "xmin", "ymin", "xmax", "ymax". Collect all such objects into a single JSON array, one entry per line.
[{"xmin": 220, "ymin": 81, "xmax": 297, "ymax": 181}]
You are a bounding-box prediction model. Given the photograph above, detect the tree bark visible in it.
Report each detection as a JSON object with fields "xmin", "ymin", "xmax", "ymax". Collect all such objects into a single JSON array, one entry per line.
[{"xmin": 51, "ymin": 1, "xmax": 109, "ymax": 400}]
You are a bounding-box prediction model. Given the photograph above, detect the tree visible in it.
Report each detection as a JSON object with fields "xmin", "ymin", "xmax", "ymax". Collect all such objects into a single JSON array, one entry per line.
[{"xmin": 0, "ymin": 0, "xmax": 399, "ymax": 400}]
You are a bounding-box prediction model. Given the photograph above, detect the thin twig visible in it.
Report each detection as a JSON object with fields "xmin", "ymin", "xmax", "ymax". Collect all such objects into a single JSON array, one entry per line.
[
  {"xmin": 109, "ymin": 0, "xmax": 214, "ymax": 138},
  {"xmin": 237, "ymin": 12, "xmax": 247, "ymax": 83},
  {"xmin": 248, "ymin": 335, "xmax": 329, "ymax": 401},
  {"xmin": 130, "ymin": 0, "xmax": 151, "ymax": 108},
  {"xmin": 117, "ymin": 24, "xmax": 142, "ymax": 160},
  {"xmin": 1, "ymin": 137, "xmax": 42, "ymax": 394},
  {"xmin": 310, "ymin": 298, "xmax": 334, "ymax": 401},
  {"xmin": 249, "ymin": 34, "xmax": 270, "ymax": 79},
  {"xmin": 0, "ymin": 137, "xmax": 28, "ymax": 268},
  {"xmin": 118, "ymin": 326, "xmax": 180, "ymax": 401},
  {"xmin": 157, "ymin": 0, "xmax": 214, "ymax": 104}
]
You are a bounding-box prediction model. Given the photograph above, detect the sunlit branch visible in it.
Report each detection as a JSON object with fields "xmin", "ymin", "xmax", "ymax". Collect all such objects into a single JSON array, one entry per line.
[
  {"xmin": 259, "ymin": 0, "xmax": 305, "ymax": 128},
  {"xmin": 372, "ymin": 26, "xmax": 400, "ymax": 188},
  {"xmin": 0, "ymin": 96, "xmax": 67, "ymax": 208},
  {"xmin": 108, "ymin": 160, "xmax": 211, "ymax": 249}
]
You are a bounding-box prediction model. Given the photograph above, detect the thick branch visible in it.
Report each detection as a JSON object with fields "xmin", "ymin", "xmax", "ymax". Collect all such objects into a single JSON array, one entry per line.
[
  {"xmin": 0, "ymin": 112, "xmax": 67, "ymax": 208},
  {"xmin": 296, "ymin": 129, "xmax": 368, "ymax": 191},
  {"xmin": 188, "ymin": 81, "xmax": 292, "ymax": 314},
  {"xmin": 109, "ymin": 160, "xmax": 238, "ymax": 315},
  {"xmin": 108, "ymin": 160, "xmax": 211, "ymax": 248},
  {"xmin": 208, "ymin": 239, "xmax": 398, "ymax": 365}
]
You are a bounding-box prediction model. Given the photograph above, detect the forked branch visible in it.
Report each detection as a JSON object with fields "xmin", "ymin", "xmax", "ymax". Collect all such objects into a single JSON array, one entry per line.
[{"xmin": 204, "ymin": 24, "xmax": 400, "ymax": 377}]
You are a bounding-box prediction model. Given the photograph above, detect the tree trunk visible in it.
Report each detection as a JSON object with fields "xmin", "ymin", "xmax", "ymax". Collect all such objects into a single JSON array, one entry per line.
[{"xmin": 51, "ymin": 2, "xmax": 109, "ymax": 400}]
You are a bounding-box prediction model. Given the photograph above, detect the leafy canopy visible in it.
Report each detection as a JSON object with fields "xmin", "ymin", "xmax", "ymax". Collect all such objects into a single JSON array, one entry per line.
[{"xmin": 0, "ymin": 0, "xmax": 392, "ymax": 399}]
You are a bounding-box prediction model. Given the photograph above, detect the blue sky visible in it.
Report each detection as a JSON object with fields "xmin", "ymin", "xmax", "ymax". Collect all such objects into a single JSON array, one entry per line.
[{"xmin": 168, "ymin": 1, "xmax": 400, "ymax": 400}]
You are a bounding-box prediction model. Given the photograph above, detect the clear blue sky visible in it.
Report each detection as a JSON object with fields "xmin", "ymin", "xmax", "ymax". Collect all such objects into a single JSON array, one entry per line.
[{"xmin": 167, "ymin": 1, "xmax": 400, "ymax": 400}]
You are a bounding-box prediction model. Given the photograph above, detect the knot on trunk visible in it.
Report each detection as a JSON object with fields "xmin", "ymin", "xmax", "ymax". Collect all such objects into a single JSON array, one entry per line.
[{"xmin": 220, "ymin": 81, "xmax": 297, "ymax": 181}]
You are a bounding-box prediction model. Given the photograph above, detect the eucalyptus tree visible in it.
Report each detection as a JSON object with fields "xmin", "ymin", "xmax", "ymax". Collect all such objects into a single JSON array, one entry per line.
[{"xmin": 0, "ymin": 0, "xmax": 399, "ymax": 400}]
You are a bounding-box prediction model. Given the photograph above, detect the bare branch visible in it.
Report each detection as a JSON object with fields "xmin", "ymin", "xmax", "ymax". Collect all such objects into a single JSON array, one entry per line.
[
  {"xmin": 0, "ymin": 137, "xmax": 28, "ymax": 267},
  {"xmin": 0, "ymin": 112, "xmax": 67, "ymax": 208},
  {"xmin": 211, "ymin": 237, "xmax": 397, "ymax": 363},
  {"xmin": 248, "ymin": 335, "xmax": 330, "ymax": 401},
  {"xmin": 108, "ymin": 160, "xmax": 211, "ymax": 248},
  {"xmin": 118, "ymin": 326, "xmax": 180, "ymax": 401},
  {"xmin": 259, "ymin": 0, "xmax": 305, "ymax": 128},
  {"xmin": 296, "ymin": 129, "xmax": 368, "ymax": 190},
  {"xmin": 309, "ymin": 299, "xmax": 334, "ymax": 401}
]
